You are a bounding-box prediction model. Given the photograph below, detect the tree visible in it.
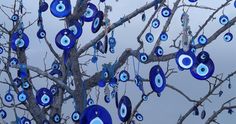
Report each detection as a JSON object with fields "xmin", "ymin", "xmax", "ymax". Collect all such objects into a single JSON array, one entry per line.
[{"xmin": 0, "ymin": 0, "xmax": 235, "ymax": 123}]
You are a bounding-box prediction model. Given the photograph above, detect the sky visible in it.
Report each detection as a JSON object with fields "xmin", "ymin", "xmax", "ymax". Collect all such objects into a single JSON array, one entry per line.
[{"xmin": 0, "ymin": 0, "xmax": 236, "ymax": 124}]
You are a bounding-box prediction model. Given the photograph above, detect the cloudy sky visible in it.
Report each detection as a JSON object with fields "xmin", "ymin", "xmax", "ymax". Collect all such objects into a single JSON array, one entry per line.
[{"xmin": 0, "ymin": 0, "xmax": 236, "ymax": 123}]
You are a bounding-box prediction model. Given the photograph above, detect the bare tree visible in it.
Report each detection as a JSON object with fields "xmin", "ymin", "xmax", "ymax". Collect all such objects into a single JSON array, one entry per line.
[{"xmin": 0, "ymin": 0, "xmax": 235, "ymax": 124}]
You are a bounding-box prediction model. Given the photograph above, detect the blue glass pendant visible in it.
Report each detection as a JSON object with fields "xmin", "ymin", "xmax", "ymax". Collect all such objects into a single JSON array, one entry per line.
[
  {"xmin": 0, "ymin": 47, "xmax": 3, "ymax": 54},
  {"xmin": 50, "ymin": 84, "xmax": 58, "ymax": 95},
  {"xmin": 36, "ymin": 88, "xmax": 53, "ymax": 106},
  {"xmin": 134, "ymin": 75, "xmax": 144, "ymax": 92},
  {"xmin": 152, "ymin": 18, "xmax": 160, "ymax": 29},
  {"xmin": 82, "ymin": 3, "xmax": 98, "ymax": 22},
  {"xmin": 223, "ymin": 32, "xmax": 233, "ymax": 42},
  {"xmin": 4, "ymin": 92, "xmax": 13, "ymax": 102},
  {"xmin": 190, "ymin": 55, "xmax": 215, "ymax": 80},
  {"xmin": 11, "ymin": 14, "xmax": 19, "ymax": 22},
  {"xmin": 68, "ymin": 20, "xmax": 83, "ymax": 39},
  {"xmin": 145, "ymin": 32, "xmax": 154, "ymax": 43},
  {"xmin": 71, "ymin": 111, "xmax": 80, "ymax": 122},
  {"xmin": 39, "ymin": 1, "xmax": 49, "ymax": 12},
  {"xmin": 87, "ymin": 98, "xmax": 94, "ymax": 106},
  {"xmin": 13, "ymin": 78, "xmax": 22, "ymax": 87},
  {"xmin": 22, "ymin": 80, "xmax": 30, "ymax": 89},
  {"xmin": 160, "ymin": 32, "xmax": 168, "ymax": 41},
  {"xmin": 92, "ymin": 11, "xmax": 104, "ymax": 33},
  {"xmin": 0, "ymin": 109, "xmax": 7, "ymax": 119},
  {"xmin": 154, "ymin": 46, "xmax": 164, "ymax": 57},
  {"xmin": 49, "ymin": 69, "xmax": 62, "ymax": 77},
  {"xmin": 55, "ymin": 29, "xmax": 75, "ymax": 50},
  {"xmin": 21, "ymin": 117, "xmax": 31, "ymax": 124},
  {"xmin": 50, "ymin": 0, "xmax": 71, "ymax": 18},
  {"xmin": 118, "ymin": 96, "xmax": 132, "ymax": 122},
  {"xmin": 189, "ymin": 0, "xmax": 197, "ymax": 2},
  {"xmin": 198, "ymin": 34, "xmax": 208, "ymax": 45},
  {"xmin": 175, "ymin": 49, "xmax": 196, "ymax": 70},
  {"xmin": 11, "ymin": 32, "xmax": 29, "ymax": 51},
  {"xmin": 80, "ymin": 105, "xmax": 112, "ymax": 124},
  {"xmin": 219, "ymin": 15, "xmax": 229, "ymax": 25},
  {"xmin": 18, "ymin": 91, "xmax": 28, "ymax": 102},
  {"xmin": 53, "ymin": 113, "xmax": 61, "ymax": 123},
  {"xmin": 104, "ymin": 95, "xmax": 110, "ymax": 103},
  {"xmin": 196, "ymin": 51, "xmax": 210, "ymax": 63},
  {"xmin": 37, "ymin": 28, "xmax": 46, "ymax": 39},
  {"xmin": 139, "ymin": 52, "xmax": 148, "ymax": 63},
  {"xmin": 119, "ymin": 70, "xmax": 130, "ymax": 82},
  {"xmin": 135, "ymin": 113, "xmax": 143, "ymax": 121},
  {"xmin": 161, "ymin": 7, "xmax": 171, "ymax": 17},
  {"xmin": 9, "ymin": 57, "xmax": 18, "ymax": 66},
  {"xmin": 149, "ymin": 65, "xmax": 166, "ymax": 93}
]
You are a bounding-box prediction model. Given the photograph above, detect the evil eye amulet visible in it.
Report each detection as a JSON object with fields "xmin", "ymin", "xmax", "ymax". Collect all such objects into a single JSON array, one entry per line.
[
  {"xmin": 50, "ymin": 0, "xmax": 71, "ymax": 18},
  {"xmin": 50, "ymin": 84, "xmax": 58, "ymax": 95},
  {"xmin": 109, "ymin": 37, "xmax": 116, "ymax": 48},
  {"xmin": 18, "ymin": 91, "xmax": 28, "ymax": 102},
  {"xmin": 10, "ymin": 57, "xmax": 19, "ymax": 67},
  {"xmin": 37, "ymin": 28, "xmax": 46, "ymax": 39},
  {"xmin": 152, "ymin": 18, "xmax": 160, "ymax": 29},
  {"xmin": 80, "ymin": 105, "xmax": 112, "ymax": 124},
  {"xmin": 68, "ymin": 20, "xmax": 83, "ymax": 39},
  {"xmin": 188, "ymin": 0, "xmax": 197, "ymax": 2},
  {"xmin": 71, "ymin": 111, "xmax": 80, "ymax": 122},
  {"xmin": 198, "ymin": 34, "xmax": 208, "ymax": 45},
  {"xmin": 0, "ymin": 109, "xmax": 7, "ymax": 119},
  {"xmin": 160, "ymin": 32, "xmax": 168, "ymax": 41},
  {"xmin": 224, "ymin": 32, "xmax": 233, "ymax": 42},
  {"xmin": 219, "ymin": 15, "xmax": 229, "ymax": 25},
  {"xmin": 145, "ymin": 32, "xmax": 154, "ymax": 43},
  {"xmin": 175, "ymin": 49, "xmax": 196, "ymax": 70},
  {"xmin": 197, "ymin": 51, "xmax": 210, "ymax": 63},
  {"xmin": 104, "ymin": 95, "xmax": 110, "ymax": 103},
  {"xmin": 0, "ymin": 47, "xmax": 3, "ymax": 54},
  {"xmin": 53, "ymin": 114, "xmax": 61, "ymax": 123},
  {"xmin": 21, "ymin": 117, "xmax": 31, "ymax": 124},
  {"xmin": 161, "ymin": 7, "xmax": 171, "ymax": 17},
  {"xmin": 190, "ymin": 58, "xmax": 215, "ymax": 80},
  {"xmin": 87, "ymin": 98, "xmax": 94, "ymax": 106},
  {"xmin": 119, "ymin": 70, "xmax": 130, "ymax": 82},
  {"xmin": 149, "ymin": 65, "xmax": 166, "ymax": 93},
  {"xmin": 11, "ymin": 14, "xmax": 19, "ymax": 22},
  {"xmin": 92, "ymin": 11, "xmax": 104, "ymax": 33},
  {"xmin": 135, "ymin": 113, "xmax": 143, "ymax": 121},
  {"xmin": 139, "ymin": 52, "xmax": 148, "ymax": 63},
  {"xmin": 154, "ymin": 46, "xmax": 164, "ymax": 57},
  {"xmin": 5, "ymin": 92, "xmax": 13, "ymax": 102},
  {"xmin": 55, "ymin": 29, "xmax": 76, "ymax": 50},
  {"xmin": 36, "ymin": 88, "xmax": 53, "ymax": 106},
  {"xmin": 82, "ymin": 3, "xmax": 98, "ymax": 22},
  {"xmin": 22, "ymin": 80, "xmax": 30, "ymax": 89},
  {"xmin": 118, "ymin": 96, "xmax": 132, "ymax": 122},
  {"xmin": 11, "ymin": 32, "xmax": 29, "ymax": 51},
  {"xmin": 39, "ymin": 1, "xmax": 49, "ymax": 12}
]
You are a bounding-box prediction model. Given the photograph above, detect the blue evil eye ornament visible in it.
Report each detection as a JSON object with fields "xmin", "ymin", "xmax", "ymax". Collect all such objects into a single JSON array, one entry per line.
[
  {"xmin": 109, "ymin": 77, "xmax": 118, "ymax": 88},
  {"xmin": 223, "ymin": 32, "xmax": 233, "ymax": 42},
  {"xmin": 104, "ymin": 95, "xmax": 110, "ymax": 103},
  {"xmin": 119, "ymin": 70, "xmax": 130, "ymax": 82},
  {"xmin": 0, "ymin": 47, "xmax": 3, "ymax": 54},
  {"xmin": 68, "ymin": 20, "xmax": 83, "ymax": 39},
  {"xmin": 198, "ymin": 34, "xmax": 208, "ymax": 45},
  {"xmin": 22, "ymin": 80, "xmax": 30, "ymax": 89},
  {"xmin": 50, "ymin": 84, "xmax": 58, "ymax": 95},
  {"xmin": 5, "ymin": 92, "xmax": 13, "ymax": 102},
  {"xmin": 109, "ymin": 36, "xmax": 116, "ymax": 53},
  {"xmin": 190, "ymin": 53, "xmax": 215, "ymax": 80},
  {"xmin": 189, "ymin": 0, "xmax": 197, "ymax": 2},
  {"xmin": 145, "ymin": 32, "xmax": 154, "ymax": 43},
  {"xmin": 11, "ymin": 32, "xmax": 29, "ymax": 51},
  {"xmin": 139, "ymin": 52, "xmax": 148, "ymax": 63},
  {"xmin": 149, "ymin": 65, "xmax": 166, "ymax": 93},
  {"xmin": 11, "ymin": 14, "xmax": 19, "ymax": 22},
  {"xmin": 37, "ymin": 28, "xmax": 46, "ymax": 39},
  {"xmin": 53, "ymin": 114, "xmax": 61, "ymax": 123},
  {"xmin": 51, "ymin": 60, "xmax": 60, "ymax": 69},
  {"xmin": 50, "ymin": 0, "xmax": 71, "ymax": 18},
  {"xmin": 9, "ymin": 57, "xmax": 19, "ymax": 66},
  {"xmin": 175, "ymin": 49, "xmax": 196, "ymax": 70},
  {"xmin": 154, "ymin": 46, "xmax": 164, "ymax": 57},
  {"xmin": 135, "ymin": 113, "xmax": 143, "ymax": 121},
  {"xmin": 197, "ymin": 51, "xmax": 210, "ymax": 63},
  {"xmin": 80, "ymin": 105, "xmax": 112, "ymax": 124},
  {"xmin": 118, "ymin": 96, "xmax": 132, "ymax": 122},
  {"xmin": 39, "ymin": 1, "xmax": 49, "ymax": 12},
  {"xmin": 82, "ymin": 3, "xmax": 98, "ymax": 22},
  {"xmin": 92, "ymin": 11, "xmax": 104, "ymax": 33},
  {"xmin": 71, "ymin": 111, "xmax": 80, "ymax": 122},
  {"xmin": 87, "ymin": 98, "xmax": 94, "ymax": 106},
  {"xmin": 36, "ymin": 88, "xmax": 53, "ymax": 106},
  {"xmin": 0, "ymin": 109, "xmax": 7, "ymax": 119},
  {"xmin": 152, "ymin": 18, "xmax": 160, "ymax": 29},
  {"xmin": 161, "ymin": 7, "xmax": 171, "ymax": 17},
  {"xmin": 21, "ymin": 117, "xmax": 31, "ymax": 124},
  {"xmin": 18, "ymin": 91, "xmax": 28, "ymax": 102},
  {"xmin": 219, "ymin": 15, "xmax": 229, "ymax": 25},
  {"xmin": 55, "ymin": 29, "xmax": 75, "ymax": 50},
  {"xmin": 13, "ymin": 78, "xmax": 22, "ymax": 87},
  {"xmin": 160, "ymin": 32, "xmax": 168, "ymax": 41}
]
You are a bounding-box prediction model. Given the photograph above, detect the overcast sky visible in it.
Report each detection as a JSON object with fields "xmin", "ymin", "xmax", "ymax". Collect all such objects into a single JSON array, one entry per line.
[{"xmin": 0, "ymin": 0, "xmax": 236, "ymax": 123}]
